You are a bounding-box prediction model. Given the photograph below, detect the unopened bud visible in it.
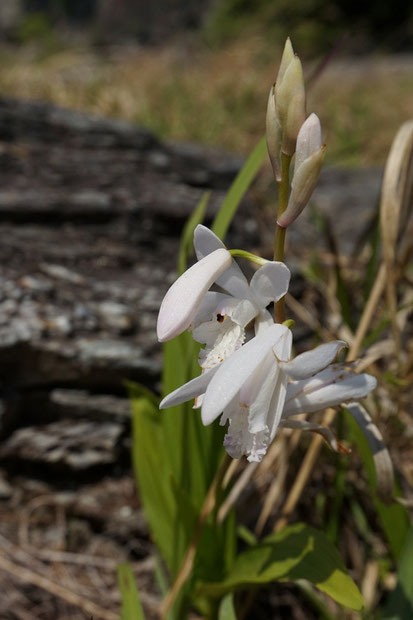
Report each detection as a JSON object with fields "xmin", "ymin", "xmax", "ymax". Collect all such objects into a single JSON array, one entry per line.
[
  {"xmin": 266, "ymin": 85, "xmax": 282, "ymax": 181},
  {"xmin": 276, "ymin": 38, "xmax": 294, "ymax": 84},
  {"xmin": 276, "ymin": 56, "xmax": 306, "ymax": 155},
  {"xmin": 277, "ymin": 114, "xmax": 325, "ymax": 228}
]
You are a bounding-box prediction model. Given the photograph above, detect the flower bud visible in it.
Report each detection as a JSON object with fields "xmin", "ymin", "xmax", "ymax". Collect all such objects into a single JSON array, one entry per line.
[
  {"xmin": 277, "ymin": 114, "xmax": 325, "ymax": 228},
  {"xmin": 276, "ymin": 56, "xmax": 306, "ymax": 155},
  {"xmin": 276, "ymin": 37, "xmax": 294, "ymax": 84},
  {"xmin": 266, "ymin": 85, "xmax": 282, "ymax": 181}
]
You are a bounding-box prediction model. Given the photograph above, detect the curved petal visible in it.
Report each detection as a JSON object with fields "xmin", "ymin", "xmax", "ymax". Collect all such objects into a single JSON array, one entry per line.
[
  {"xmin": 201, "ymin": 323, "xmax": 289, "ymax": 425},
  {"xmin": 157, "ymin": 248, "xmax": 231, "ymax": 342},
  {"xmin": 294, "ymin": 113, "xmax": 322, "ymax": 174},
  {"xmin": 250, "ymin": 261, "xmax": 291, "ymax": 308},
  {"xmin": 241, "ymin": 352, "xmax": 278, "ymax": 433},
  {"xmin": 266, "ymin": 369, "xmax": 288, "ymax": 442},
  {"xmin": 272, "ymin": 328, "xmax": 292, "ymax": 362},
  {"xmin": 159, "ymin": 367, "xmax": 218, "ymax": 409},
  {"xmin": 281, "ymin": 340, "xmax": 347, "ymax": 380},
  {"xmin": 283, "ymin": 372, "xmax": 377, "ymax": 416},
  {"xmin": 193, "ymin": 225, "xmax": 252, "ymax": 300}
]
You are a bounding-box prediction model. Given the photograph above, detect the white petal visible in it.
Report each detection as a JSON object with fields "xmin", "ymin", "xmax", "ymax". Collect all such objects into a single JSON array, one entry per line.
[
  {"xmin": 157, "ymin": 248, "xmax": 231, "ymax": 342},
  {"xmin": 249, "ymin": 262, "xmax": 291, "ymax": 308},
  {"xmin": 191, "ymin": 291, "xmax": 230, "ymax": 328},
  {"xmin": 272, "ymin": 328, "xmax": 292, "ymax": 362},
  {"xmin": 294, "ymin": 113, "xmax": 322, "ymax": 174},
  {"xmin": 193, "ymin": 225, "xmax": 252, "ymax": 300},
  {"xmin": 222, "ymin": 398, "xmax": 269, "ymax": 462},
  {"xmin": 266, "ymin": 370, "xmax": 288, "ymax": 442},
  {"xmin": 195, "ymin": 317, "xmax": 245, "ymax": 370},
  {"xmin": 159, "ymin": 367, "xmax": 218, "ymax": 409},
  {"xmin": 242, "ymin": 352, "xmax": 279, "ymax": 433},
  {"xmin": 281, "ymin": 341, "xmax": 347, "ymax": 380},
  {"xmin": 254, "ymin": 309, "xmax": 274, "ymax": 334},
  {"xmin": 201, "ymin": 323, "xmax": 290, "ymax": 425},
  {"xmin": 283, "ymin": 372, "xmax": 377, "ymax": 416}
]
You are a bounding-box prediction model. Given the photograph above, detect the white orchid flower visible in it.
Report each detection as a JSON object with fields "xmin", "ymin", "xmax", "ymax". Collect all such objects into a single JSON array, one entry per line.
[
  {"xmin": 157, "ymin": 224, "xmax": 290, "ymax": 373},
  {"xmin": 160, "ymin": 324, "xmax": 377, "ymax": 462},
  {"xmin": 191, "ymin": 225, "xmax": 290, "ymax": 372}
]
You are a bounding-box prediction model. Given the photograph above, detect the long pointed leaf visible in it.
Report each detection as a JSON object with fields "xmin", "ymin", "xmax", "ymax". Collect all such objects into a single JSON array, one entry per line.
[{"xmin": 118, "ymin": 563, "xmax": 145, "ymax": 620}]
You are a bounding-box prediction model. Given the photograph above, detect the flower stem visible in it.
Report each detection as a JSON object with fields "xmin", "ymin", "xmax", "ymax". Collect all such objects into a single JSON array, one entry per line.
[
  {"xmin": 274, "ymin": 153, "xmax": 292, "ymax": 322},
  {"xmin": 229, "ymin": 249, "xmax": 269, "ymax": 266}
]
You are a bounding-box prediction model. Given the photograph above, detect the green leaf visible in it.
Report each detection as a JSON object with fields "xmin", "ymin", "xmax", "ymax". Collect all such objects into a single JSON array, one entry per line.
[
  {"xmin": 344, "ymin": 409, "xmax": 410, "ymax": 559},
  {"xmin": 130, "ymin": 395, "xmax": 178, "ymax": 573},
  {"xmin": 382, "ymin": 526, "xmax": 413, "ymax": 620},
  {"xmin": 212, "ymin": 137, "xmax": 267, "ymax": 240},
  {"xmin": 218, "ymin": 593, "xmax": 237, "ymax": 620},
  {"xmin": 118, "ymin": 563, "xmax": 145, "ymax": 620},
  {"xmin": 197, "ymin": 523, "xmax": 364, "ymax": 610},
  {"xmin": 178, "ymin": 191, "xmax": 210, "ymax": 275}
]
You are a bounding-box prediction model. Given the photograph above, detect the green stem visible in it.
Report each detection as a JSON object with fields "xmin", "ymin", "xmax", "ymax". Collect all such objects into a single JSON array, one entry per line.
[
  {"xmin": 274, "ymin": 153, "xmax": 292, "ymax": 322},
  {"xmin": 229, "ymin": 249, "xmax": 269, "ymax": 266}
]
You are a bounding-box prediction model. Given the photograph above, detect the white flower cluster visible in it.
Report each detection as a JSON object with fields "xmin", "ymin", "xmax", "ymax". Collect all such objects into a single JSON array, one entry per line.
[{"xmin": 157, "ymin": 226, "xmax": 376, "ymax": 462}]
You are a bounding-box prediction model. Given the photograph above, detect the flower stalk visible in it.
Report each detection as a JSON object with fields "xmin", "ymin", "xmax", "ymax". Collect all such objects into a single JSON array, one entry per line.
[{"xmin": 273, "ymin": 152, "xmax": 292, "ymax": 322}]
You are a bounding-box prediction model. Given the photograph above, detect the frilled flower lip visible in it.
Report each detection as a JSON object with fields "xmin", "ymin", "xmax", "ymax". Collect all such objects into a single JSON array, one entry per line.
[{"xmin": 156, "ymin": 248, "xmax": 232, "ymax": 343}]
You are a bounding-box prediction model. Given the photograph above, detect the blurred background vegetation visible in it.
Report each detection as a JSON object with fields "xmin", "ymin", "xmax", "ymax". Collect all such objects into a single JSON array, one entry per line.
[{"xmin": 0, "ymin": 0, "xmax": 412, "ymax": 164}]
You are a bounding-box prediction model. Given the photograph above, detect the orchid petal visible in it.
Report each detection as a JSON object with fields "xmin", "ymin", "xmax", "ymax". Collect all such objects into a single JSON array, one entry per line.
[
  {"xmin": 283, "ymin": 372, "xmax": 377, "ymax": 416},
  {"xmin": 201, "ymin": 324, "xmax": 289, "ymax": 425},
  {"xmin": 240, "ymin": 352, "xmax": 279, "ymax": 433},
  {"xmin": 157, "ymin": 248, "xmax": 231, "ymax": 342},
  {"xmin": 266, "ymin": 370, "xmax": 288, "ymax": 442},
  {"xmin": 250, "ymin": 261, "xmax": 291, "ymax": 307},
  {"xmin": 254, "ymin": 309, "xmax": 274, "ymax": 334},
  {"xmin": 191, "ymin": 291, "xmax": 230, "ymax": 328},
  {"xmin": 193, "ymin": 225, "xmax": 252, "ymax": 300},
  {"xmin": 272, "ymin": 328, "xmax": 293, "ymax": 362},
  {"xmin": 159, "ymin": 367, "xmax": 218, "ymax": 409},
  {"xmin": 281, "ymin": 340, "xmax": 347, "ymax": 380}
]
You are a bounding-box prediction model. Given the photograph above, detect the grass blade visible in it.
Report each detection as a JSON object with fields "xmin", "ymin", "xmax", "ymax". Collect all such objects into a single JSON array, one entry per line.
[{"xmin": 212, "ymin": 137, "xmax": 267, "ymax": 240}]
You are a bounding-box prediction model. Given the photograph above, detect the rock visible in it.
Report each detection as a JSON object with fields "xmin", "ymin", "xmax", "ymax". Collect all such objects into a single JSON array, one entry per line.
[{"xmin": 0, "ymin": 420, "xmax": 123, "ymax": 471}]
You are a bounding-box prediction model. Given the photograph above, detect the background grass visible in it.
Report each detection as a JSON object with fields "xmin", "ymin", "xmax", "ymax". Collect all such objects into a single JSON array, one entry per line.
[{"xmin": 0, "ymin": 36, "xmax": 412, "ymax": 166}]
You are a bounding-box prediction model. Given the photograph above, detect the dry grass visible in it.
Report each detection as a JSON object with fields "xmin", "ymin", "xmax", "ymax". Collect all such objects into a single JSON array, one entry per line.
[{"xmin": 0, "ymin": 38, "xmax": 412, "ymax": 164}]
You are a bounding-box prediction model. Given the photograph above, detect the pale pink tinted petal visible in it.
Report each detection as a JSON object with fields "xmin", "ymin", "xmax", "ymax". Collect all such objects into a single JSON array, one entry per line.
[
  {"xmin": 157, "ymin": 248, "xmax": 231, "ymax": 342},
  {"xmin": 193, "ymin": 225, "xmax": 252, "ymax": 300},
  {"xmin": 159, "ymin": 367, "xmax": 218, "ymax": 409},
  {"xmin": 283, "ymin": 372, "xmax": 377, "ymax": 416},
  {"xmin": 250, "ymin": 262, "xmax": 291, "ymax": 307},
  {"xmin": 201, "ymin": 324, "xmax": 289, "ymax": 425},
  {"xmin": 281, "ymin": 341, "xmax": 347, "ymax": 380}
]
